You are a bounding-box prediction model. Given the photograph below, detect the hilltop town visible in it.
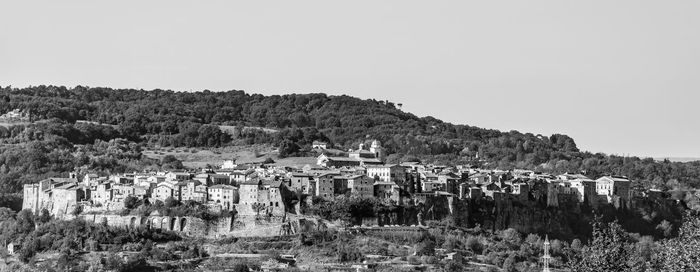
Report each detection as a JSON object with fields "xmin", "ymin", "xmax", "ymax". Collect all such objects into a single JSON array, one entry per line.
[
  {"xmin": 24, "ymin": 139, "xmax": 652, "ymax": 236},
  {"xmin": 0, "ymin": 87, "xmax": 698, "ymax": 271}
]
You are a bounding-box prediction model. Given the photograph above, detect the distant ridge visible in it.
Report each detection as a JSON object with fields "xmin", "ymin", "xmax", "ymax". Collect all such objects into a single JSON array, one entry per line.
[{"xmin": 654, "ymin": 157, "xmax": 700, "ymax": 163}]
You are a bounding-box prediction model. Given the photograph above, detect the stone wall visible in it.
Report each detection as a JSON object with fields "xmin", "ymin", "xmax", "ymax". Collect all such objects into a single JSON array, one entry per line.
[{"xmin": 78, "ymin": 212, "xmax": 327, "ymax": 238}]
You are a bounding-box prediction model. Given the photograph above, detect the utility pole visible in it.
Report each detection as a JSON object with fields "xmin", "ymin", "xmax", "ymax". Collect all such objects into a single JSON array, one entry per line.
[{"xmin": 542, "ymin": 235, "xmax": 551, "ymax": 272}]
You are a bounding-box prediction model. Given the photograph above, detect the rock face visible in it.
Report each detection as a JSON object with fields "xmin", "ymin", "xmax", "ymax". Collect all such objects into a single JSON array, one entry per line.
[
  {"xmin": 80, "ymin": 213, "xmax": 327, "ymax": 238},
  {"xmin": 363, "ymin": 193, "xmax": 684, "ymax": 241}
]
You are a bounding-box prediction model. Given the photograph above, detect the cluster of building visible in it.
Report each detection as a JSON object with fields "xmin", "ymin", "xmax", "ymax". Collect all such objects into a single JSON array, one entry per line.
[
  {"xmin": 0, "ymin": 109, "xmax": 30, "ymax": 122},
  {"xmin": 23, "ymin": 140, "xmax": 643, "ymax": 218}
]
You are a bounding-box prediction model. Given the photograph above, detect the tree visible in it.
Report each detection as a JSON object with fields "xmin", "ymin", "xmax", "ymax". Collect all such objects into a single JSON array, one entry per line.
[
  {"xmin": 502, "ymin": 253, "xmax": 516, "ymax": 272},
  {"xmin": 36, "ymin": 208, "xmax": 51, "ymax": 224},
  {"xmin": 570, "ymin": 220, "xmax": 636, "ymax": 272},
  {"xmin": 71, "ymin": 205, "xmax": 83, "ymax": 216},
  {"xmin": 164, "ymin": 197, "xmax": 178, "ymax": 208},
  {"xmin": 124, "ymin": 196, "xmax": 138, "ymax": 210},
  {"xmin": 654, "ymin": 212, "xmax": 700, "ymax": 271},
  {"xmin": 161, "ymin": 155, "xmax": 183, "ymax": 170},
  {"xmin": 278, "ymin": 140, "xmax": 300, "ymax": 158},
  {"xmin": 15, "ymin": 209, "xmax": 35, "ymax": 234}
]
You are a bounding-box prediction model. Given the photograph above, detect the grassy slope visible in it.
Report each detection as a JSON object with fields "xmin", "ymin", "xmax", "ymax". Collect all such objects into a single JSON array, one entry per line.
[{"xmin": 142, "ymin": 145, "xmax": 318, "ymax": 169}]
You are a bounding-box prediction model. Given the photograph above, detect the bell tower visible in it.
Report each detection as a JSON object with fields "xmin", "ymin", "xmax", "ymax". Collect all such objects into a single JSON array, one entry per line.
[{"xmin": 369, "ymin": 140, "xmax": 384, "ymax": 161}]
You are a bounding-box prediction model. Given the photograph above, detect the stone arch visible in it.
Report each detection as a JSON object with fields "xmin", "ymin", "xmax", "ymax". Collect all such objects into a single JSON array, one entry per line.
[
  {"xmin": 169, "ymin": 217, "xmax": 176, "ymax": 231},
  {"xmin": 130, "ymin": 217, "xmax": 137, "ymax": 228},
  {"xmin": 179, "ymin": 218, "xmax": 187, "ymax": 231}
]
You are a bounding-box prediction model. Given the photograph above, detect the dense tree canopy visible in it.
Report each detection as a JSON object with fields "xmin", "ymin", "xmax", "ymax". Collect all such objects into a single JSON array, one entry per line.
[{"xmin": 1, "ymin": 85, "xmax": 700, "ymax": 193}]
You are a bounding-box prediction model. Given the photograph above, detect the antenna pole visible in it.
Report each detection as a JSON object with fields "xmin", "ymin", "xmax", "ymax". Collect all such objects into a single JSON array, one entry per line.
[{"xmin": 542, "ymin": 235, "xmax": 551, "ymax": 272}]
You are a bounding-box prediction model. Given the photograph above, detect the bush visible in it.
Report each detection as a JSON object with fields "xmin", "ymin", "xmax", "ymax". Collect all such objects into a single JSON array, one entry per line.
[
  {"xmin": 466, "ymin": 236, "xmax": 483, "ymax": 254},
  {"xmin": 414, "ymin": 239, "xmax": 435, "ymax": 256},
  {"xmin": 502, "ymin": 254, "xmax": 516, "ymax": 272},
  {"xmin": 420, "ymin": 255, "xmax": 438, "ymax": 264}
]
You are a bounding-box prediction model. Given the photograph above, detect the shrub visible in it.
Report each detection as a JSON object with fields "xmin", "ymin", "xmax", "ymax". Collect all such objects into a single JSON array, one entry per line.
[
  {"xmin": 414, "ymin": 239, "xmax": 436, "ymax": 256},
  {"xmin": 466, "ymin": 236, "xmax": 483, "ymax": 254}
]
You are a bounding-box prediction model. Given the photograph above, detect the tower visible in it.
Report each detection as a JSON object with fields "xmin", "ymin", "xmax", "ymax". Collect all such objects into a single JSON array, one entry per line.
[
  {"xmin": 542, "ymin": 235, "xmax": 551, "ymax": 272},
  {"xmin": 369, "ymin": 140, "xmax": 384, "ymax": 161}
]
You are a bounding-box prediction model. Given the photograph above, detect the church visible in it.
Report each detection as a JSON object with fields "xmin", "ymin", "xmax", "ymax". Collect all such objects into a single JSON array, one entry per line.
[{"xmin": 317, "ymin": 140, "xmax": 385, "ymax": 168}]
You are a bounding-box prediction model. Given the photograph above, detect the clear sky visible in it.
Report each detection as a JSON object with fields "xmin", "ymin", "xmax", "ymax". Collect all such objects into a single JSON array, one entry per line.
[{"xmin": 1, "ymin": 1, "xmax": 699, "ymax": 158}]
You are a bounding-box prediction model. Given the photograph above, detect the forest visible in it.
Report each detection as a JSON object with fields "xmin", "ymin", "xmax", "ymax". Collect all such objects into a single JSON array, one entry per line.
[{"xmin": 0, "ymin": 85, "xmax": 699, "ymax": 196}]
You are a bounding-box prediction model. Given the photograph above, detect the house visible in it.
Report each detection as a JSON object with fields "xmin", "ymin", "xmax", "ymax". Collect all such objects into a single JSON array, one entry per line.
[
  {"xmin": 317, "ymin": 154, "xmax": 362, "ymax": 168},
  {"xmin": 373, "ymin": 181, "xmax": 397, "ymax": 199},
  {"xmin": 421, "ymin": 172, "xmax": 439, "ymax": 183},
  {"xmin": 258, "ymin": 180, "xmax": 287, "ymax": 216},
  {"xmin": 166, "ymin": 172, "xmax": 191, "ymax": 182},
  {"xmin": 400, "ymin": 162, "xmax": 424, "ymax": 172},
  {"xmin": 482, "ymin": 182, "xmax": 503, "ymax": 199},
  {"xmin": 469, "ymin": 173, "xmax": 496, "ymax": 184},
  {"xmin": 210, "ymin": 174, "xmax": 230, "ymax": 185},
  {"xmin": 238, "ymin": 179, "xmax": 289, "ymax": 216},
  {"xmin": 317, "ymin": 140, "xmax": 385, "ymax": 168},
  {"xmin": 147, "ymin": 176, "xmax": 167, "ymax": 184},
  {"xmin": 421, "ymin": 181, "xmax": 444, "ymax": 193},
  {"xmin": 112, "ymin": 175, "xmax": 134, "ymax": 185},
  {"xmin": 466, "ymin": 187, "xmax": 483, "ymax": 200},
  {"xmin": 51, "ymin": 182, "xmax": 87, "ymax": 216},
  {"xmin": 567, "ymin": 179, "xmax": 597, "ymax": 203},
  {"xmin": 345, "ymin": 175, "xmax": 374, "ymax": 198},
  {"xmin": 332, "ymin": 175, "xmax": 373, "ymax": 197},
  {"xmin": 134, "ymin": 185, "xmax": 153, "ymax": 199},
  {"xmin": 112, "ymin": 184, "xmax": 135, "ymax": 203},
  {"xmin": 312, "ymin": 141, "xmax": 328, "ymax": 149},
  {"xmin": 208, "ymin": 184, "xmax": 237, "ymax": 211},
  {"xmin": 348, "ymin": 143, "xmax": 377, "ymax": 159},
  {"xmin": 230, "ymin": 169, "xmax": 257, "ymax": 185},
  {"xmin": 314, "ymin": 172, "xmax": 339, "ymax": 199},
  {"xmin": 23, "ymin": 178, "xmax": 80, "ymax": 214},
  {"xmin": 239, "ymin": 180, "xmax": 261, "ymax": 206},
  {"xmin": 366, "ymin": 164, "xmax": 406, "ymax": 184},
  {"xmin": 546, "ymin": 182, "xmax": 581, "ymax": 207},
  {"xmin": 222, "ymin": 159, "xmax": 236, "ymax": 169},
  {"xmin": 82, "ymin": 174, "xmax": 100, "ymax": 187},
  {"xmin": 596, "ymin": 176, "xmax": 632, "ymax": 201},
  {"xmin": 153, "ymin": 182, "xmax": 178, "ymax": 202},
  {"xmin": 181, "ymin": 180, "xmax": 207, "ymax": 202},
  {"xmin": 92, "ymin": 182, "xmax": 113, "ymax": 206},
  {"xmin": 289, "ymin": 173, "xmax": 315, "ymax": 195},
  {"xmin": 438, "ymin": 173, "xmax": 461, "ymax": 194}
]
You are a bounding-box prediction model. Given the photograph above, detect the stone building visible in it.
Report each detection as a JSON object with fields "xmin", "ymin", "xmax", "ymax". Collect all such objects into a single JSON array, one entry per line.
[
  {"xmin": 181, "ymin": 180, "xmax": 208, "ymax": 203},
  {"xmin": 345, "ymin": 175, "xmax": 374, "ymax": 198},
  {"xmin": 596, "ymin": 176, "xmax": 632, "ymax": 202},
  {"xmin": 366, "ymin": 164, "xmax": 406, "ymax": 184},
  {"xmin": 314, "ymin": 172, "xmax": 338, "ymax": 199},
  {"xmin": 153, "ymin": 182, "xmax": 178, "ymax": 202},
  {"xmin": 208, "ymin": 184, "xmax": 237, "ymax": 210},
  {"xmin": 238, "ymin": 179, "xmax": 289, "ymax": 216},
  {"xmin": 289, "ymin": 173, "xmax": 315, "ymax": 195},
  {"xmin": 23, "ymin": 178, "xmax": 80, "ymax": 214},
  {"xmin": 373, "ymin": 181, "xmax": 397, "ymax": 199},
  {"xmin": 51, "ymin": 183, "xmax": 87, "ymax": 216}
]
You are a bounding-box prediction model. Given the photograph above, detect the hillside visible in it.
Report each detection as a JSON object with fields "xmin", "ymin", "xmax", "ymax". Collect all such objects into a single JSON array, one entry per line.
[{"xmin": 0, "ymin": 85, "xmax": 699, "ymax": 192}]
